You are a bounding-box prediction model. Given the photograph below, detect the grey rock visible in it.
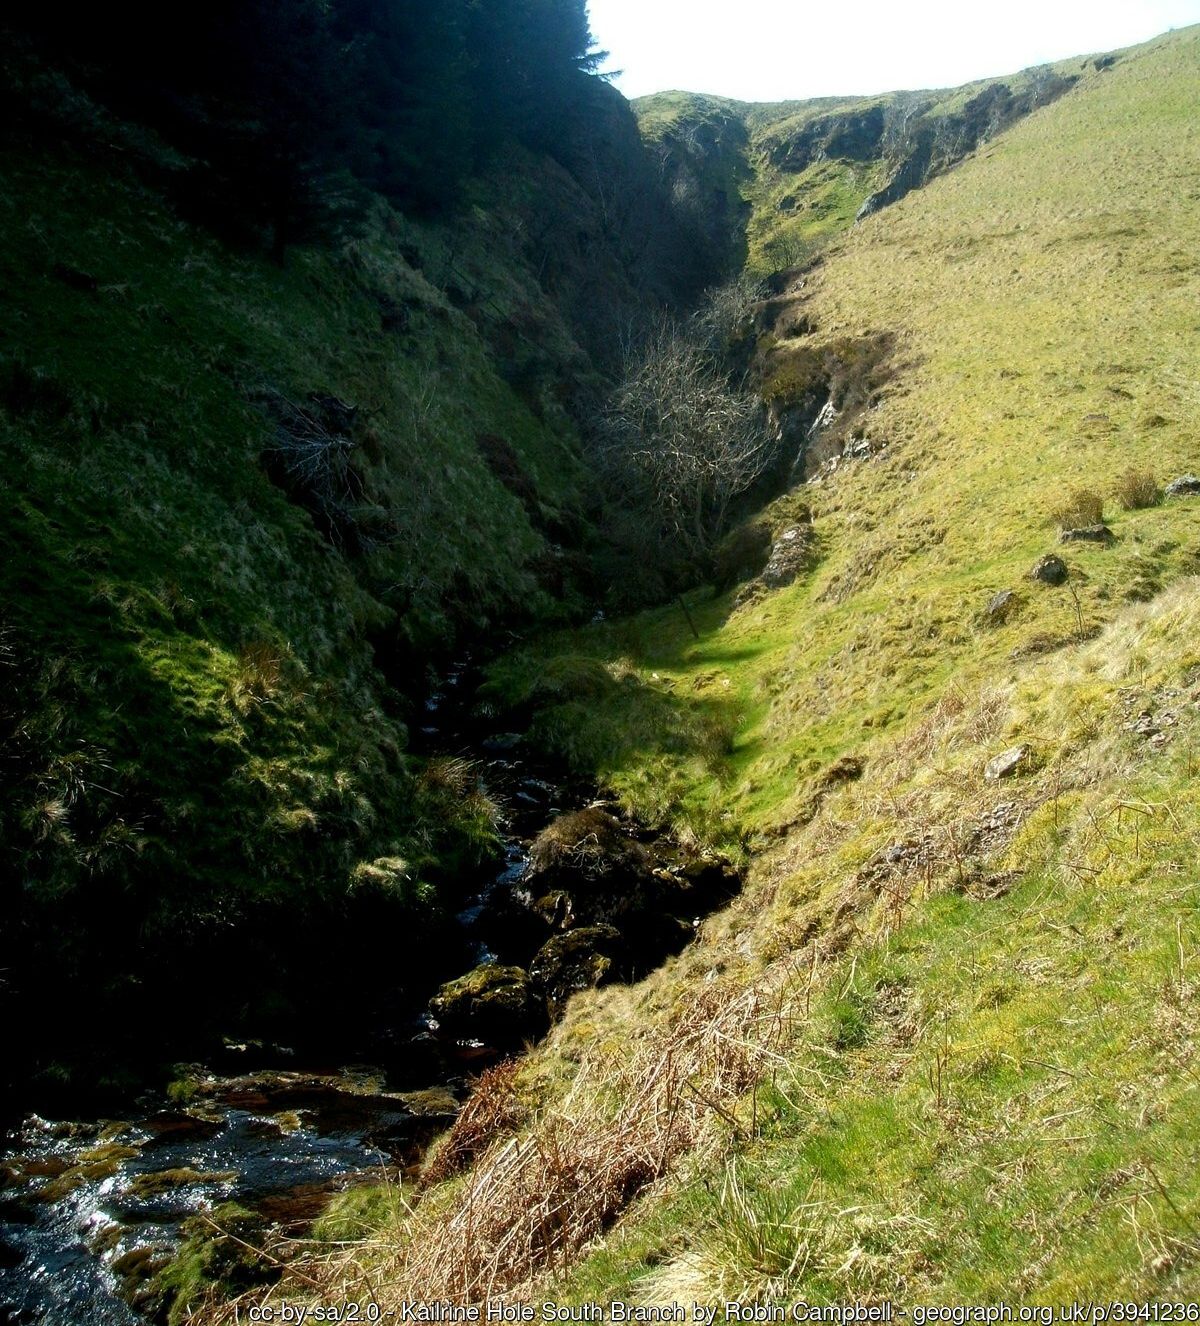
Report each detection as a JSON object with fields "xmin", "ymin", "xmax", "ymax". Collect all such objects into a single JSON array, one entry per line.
[
  {"xmin": 762, "ymin": 525, "xmax": 816, "ymax": 589},
  {"xmin": 1030, "ymin": 554, "xmax": 1069, "ymax": 585},
  {"xmin": 984, "ymin": 745, "xmax": 1030, "ymax": 782},
  {"xmin": 1059, "ymin": 524, "xmax": 1115, "ymax": 545},
  {"xmin": 984, "ymin": 589, "xmax": 1019, "ymax": 622},
  {"xmin": 1166, "ymin": 475, "xmax": 1200, "ymax": 498}
]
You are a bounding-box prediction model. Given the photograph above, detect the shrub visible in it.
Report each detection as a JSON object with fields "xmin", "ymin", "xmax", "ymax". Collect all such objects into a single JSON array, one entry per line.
[
  {"xmin": 601, "ymin": 313, "xmax": 773, "ymax": 565},
  {"xmin": 1052, "ymin": 486, "xmax": 1104, "ymax": 530},
  {"xmin": 1114, "ymin": 469, "xmax": 1161, "ymax": 510}
]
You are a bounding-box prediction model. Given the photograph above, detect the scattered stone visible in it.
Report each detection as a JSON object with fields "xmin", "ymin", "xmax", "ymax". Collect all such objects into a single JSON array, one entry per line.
[
  {"xmin": 1166, "ymin": 475, "xmax": 1200, "ymax": 498},
  {"xmin": 984, "ymin": 745, "xmax": 1030, "ymax": 782},
  {"xmin": 1120, "ymin": 687, "xmax": 1182, "ymax": 746},
  {"xmin": 1029, "ymin": 554, "xmax": 1068, "ymax": 585},
  {"xmin": 429, "ymin": 963, "xmax": 547, "ymax": 1047},
  {"xmin": 1059, "ymin": 524, "xmax": 1115, "ymax": 545},
  {"xmin": 984, "ymin": 588, "xmax": 1020, "ymax": 623},
  {"xmin": 964, "ymin": 871, "xmax": 1022, "ymax": 901},
  {"xmin": 762, "ymin": 524, "xmax": 816, "ymax": 589}
]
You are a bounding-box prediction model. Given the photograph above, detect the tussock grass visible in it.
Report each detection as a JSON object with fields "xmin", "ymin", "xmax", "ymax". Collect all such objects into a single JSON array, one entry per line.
[
  {"xmin": 1115, "ymin": 469, "xmax": 1162, "ymax": 511},
  {"xmin": 1052, "ymin": 486, "xmax": 1106, "ymax": 531}
]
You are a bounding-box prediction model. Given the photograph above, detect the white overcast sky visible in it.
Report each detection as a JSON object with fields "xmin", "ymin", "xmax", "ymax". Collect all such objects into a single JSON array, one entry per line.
[{"xmin": 587, "ymin": 0, "xmax": 1200, "ymax": 100}]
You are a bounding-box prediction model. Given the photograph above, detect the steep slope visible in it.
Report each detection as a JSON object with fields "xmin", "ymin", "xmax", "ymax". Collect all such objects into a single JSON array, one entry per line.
[
  {"xmin": 299, "ymin": 26, "xmax": 1200, "ymax": 1310},
  {"xmin": 0, "ymin": 53, "xmax": 710, "ymax": 1098},
  {"xmin": 637, "ymin": 55, "xmax": 1088, "ymax": 273}
]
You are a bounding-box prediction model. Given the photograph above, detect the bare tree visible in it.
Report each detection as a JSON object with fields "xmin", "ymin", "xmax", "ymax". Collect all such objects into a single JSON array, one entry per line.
[
  {"xmin": 600, "ymin": 313, "xmax": 773, "ymax": 565},
  {"xmin": 692, "ymin": 274, "xmax": 766, "ymax": 350}
]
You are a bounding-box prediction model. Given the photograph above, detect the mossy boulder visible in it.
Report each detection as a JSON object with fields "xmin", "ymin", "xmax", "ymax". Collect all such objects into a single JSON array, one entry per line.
[
  {"xmin": 526, "ymin": 808, "xmax": 740, "ymax": 962},
  {"xmin": 527, "ymin": 807, "xmax": 656, "ymax": 926},
  {"xmin": 529, "ymin": 925, "xmax": 624, "ymax": 1018},
  {"xmin": 430, "ymin": 963, "xmax": 547, "ymax": 1046}
]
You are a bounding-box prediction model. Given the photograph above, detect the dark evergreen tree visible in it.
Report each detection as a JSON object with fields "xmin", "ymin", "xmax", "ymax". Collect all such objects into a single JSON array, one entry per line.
[{"xmin": 5, "ymin": 0, "xmax": 607, "ymax": 245}]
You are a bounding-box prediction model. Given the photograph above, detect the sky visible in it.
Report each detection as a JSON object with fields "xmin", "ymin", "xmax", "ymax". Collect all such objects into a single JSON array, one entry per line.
[{"xmin": 586, "ymin": 0, "xmax": 1200, "ymax": 101}]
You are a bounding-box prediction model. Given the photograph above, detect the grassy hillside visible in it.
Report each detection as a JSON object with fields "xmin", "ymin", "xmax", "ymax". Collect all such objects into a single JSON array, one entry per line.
[
  {"xmin": 0, "ymin": 53, "xmax": 695, "ymax": 1096},
  {"xmin": 267, "ymin": 25, "xmax": 1200, "ymax": 1313}
]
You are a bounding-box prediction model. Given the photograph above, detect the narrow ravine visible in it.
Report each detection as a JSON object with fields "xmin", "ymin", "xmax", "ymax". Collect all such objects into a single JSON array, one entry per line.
[{"xmin": 0, "ymin": 662, "xmax": 739, "ymax": 1323}]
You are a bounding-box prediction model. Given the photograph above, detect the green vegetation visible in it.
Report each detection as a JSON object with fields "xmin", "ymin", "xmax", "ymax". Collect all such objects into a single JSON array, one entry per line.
[
  {"xmin": 637, "ymin": 57, "xmax": 1087, "ymax": 275},
  {"xmin": 0, "ymin": 27, "xmax": 683, "ymax": 1096},
  {"xmin": 304, "ymin": 25, "xmax": 1200, "ymax": 1309},
  {"xmin": 6, "ymin": 3, "xmax": 1200, "ymax": 1313}
]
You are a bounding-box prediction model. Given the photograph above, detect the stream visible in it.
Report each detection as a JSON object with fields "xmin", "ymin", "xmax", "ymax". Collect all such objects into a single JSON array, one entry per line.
[{"xmin": 0, "ymin": 662, "xmax": 737, "ymax": 1324}]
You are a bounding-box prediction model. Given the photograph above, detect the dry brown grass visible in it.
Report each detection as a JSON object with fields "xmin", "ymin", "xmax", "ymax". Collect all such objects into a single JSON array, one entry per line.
[
  {"xmin": 1114, "ymin": 468, "xmax": 1162, "ymax": 511},
  {"xmin": 206, "ymin": 969, "xmax": 800, "ymax": 1317},
  {"xmin": 421, "ymin": 1059, "xmax": 526, "ymax": 1186},
  {"xmin": 227, "ymin": 640, "xmax": 285, "ymax": 713},
  {"xmin": 1051, "ymin": 486, "xmax": 1105, "ymax": 530}
]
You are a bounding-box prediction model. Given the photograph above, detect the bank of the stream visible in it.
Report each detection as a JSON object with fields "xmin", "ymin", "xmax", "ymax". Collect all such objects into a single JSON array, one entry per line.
[{"xmin": 0, "ymin": 664, "xmax": 740, "ymax": 1324}]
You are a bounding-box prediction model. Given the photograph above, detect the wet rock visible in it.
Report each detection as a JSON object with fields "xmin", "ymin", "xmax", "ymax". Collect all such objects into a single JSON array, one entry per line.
[
  {"xmin": 984, "ymin": 745, "xmax": 1030, "ymax": 782},
  {"xmin": 429, "ymin": 963, "xmax": 547, "ymax": 1047},
  {"xmin": 473, "ymin": 885, "xmax": 554, "ymax": 959},
  {"xmin": 530, "ymin": 925, "xmax": 624, "ymax": 1018},
  {"xmin": 1059, "ymin": 524, "xmax": 1115, "ymax": 545},
  {"xmin": 1029, "ymin": 554, "xmax": 1069, "ymax": 585},
  {"xmin": 761, "ymin": 524, "xmax": 817, "ymax": 589},
  {"xmin": 481, "ymin": 732, "xmax": 523, "ymax": 754},
  {"xmin": 394, "ymin": 1086, "xmax": 460, "ymax": 1117},
  {"xmin": 1166, "ymin": 475, "xmax": 1200, "ymax": 498},
  {"xmin": 126, "ymin": 1167, "xmax": 237, "ymax": 1199},
  {"xmin": 142, "ymin": 1112, "xmax": 223, "ymax": 1148},
  {"xmin": 112, "ymin": 1245, "xmax": 165, "ymax": 1279},
  {"xmin": 242, "ymin": 1117, "xmax": 285, "ymax": 1141},
  {"xmin": 31, "ymin": 1155, "xmax": 123, "ymax": 1202},
  {"xmin": 0, "ymin": 1235, "xmax": 23, "ymax": 1269},
  {"xmin": 984, "ymin": 588, "xmax": 1020, "ymax": 623}
]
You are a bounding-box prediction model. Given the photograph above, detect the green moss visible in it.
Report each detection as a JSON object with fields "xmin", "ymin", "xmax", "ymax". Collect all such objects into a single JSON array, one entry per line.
[{"xmin": 147, "ymin": 1202, "xmax": 274, "ymax": 1326}]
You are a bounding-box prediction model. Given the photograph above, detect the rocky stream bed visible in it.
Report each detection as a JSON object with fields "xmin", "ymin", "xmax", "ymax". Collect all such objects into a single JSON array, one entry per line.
[{"xmin": 0, "ymin": 664, "xmax": 739, "ymax": 1323}]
